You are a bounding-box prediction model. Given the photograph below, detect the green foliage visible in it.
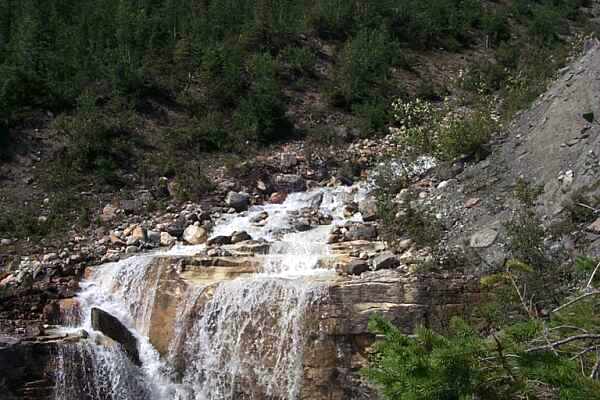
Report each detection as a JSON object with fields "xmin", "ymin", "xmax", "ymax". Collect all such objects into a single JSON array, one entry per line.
[
  {"xmin": 436, "ymin": 110, "xmax": 496, "ymax": 161},
  {"xmin": 365, "ymin": 316, "xmax": 504, "ymax": 400},
  {"xmin": 234, "ymin": 53, "xmax": 293, "ymax": 143},
  {"xmin": 366, "ymin": 315, "xmax": 600, "ymax": 400},
  {"xmin": 201, "ymin": 45, "xmax": 247, "ymax": 109},
  {"xmin": 278, "ymin": 46, "xmax": 316, "ymax": 77},
  {"xmin": 352, "ymin": 99, "xmax": 390, "ymax": 137},
  {"xmin": 389, "ymin": 0, "xmax": 482, "ymax": 50},
  {"xmin": 330, "ymin": 27, "xmax": 392, "ymax": 107},
  {"xmin": 170, "ymin": 161, "xmax": 215, "ymax": 202},
  {"xmin": 52, "ymin": 92, "xmax": 137, "ymax": 186}
]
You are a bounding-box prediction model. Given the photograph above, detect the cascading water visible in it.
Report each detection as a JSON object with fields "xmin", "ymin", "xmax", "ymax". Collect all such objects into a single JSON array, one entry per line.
[{"xmin": 54, "ymin": 185, "xmax": 367, "ymax": 400}]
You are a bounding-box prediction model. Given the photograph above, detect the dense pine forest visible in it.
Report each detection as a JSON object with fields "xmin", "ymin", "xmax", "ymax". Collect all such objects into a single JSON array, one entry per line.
[{"xmin": 1, "ymin": 1, "xmax": 591, "ymax": 159}]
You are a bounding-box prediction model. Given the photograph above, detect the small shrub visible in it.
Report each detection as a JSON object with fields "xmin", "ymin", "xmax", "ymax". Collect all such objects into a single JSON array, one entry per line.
[
  {"xmin": 278, "ymin": 46, "xmax": 316, "ymax": 76},
  {"xmin": 329, "ymin": 27, "xmax": 392, "ymax": 107},
  {"xmin": 352, "ymin": 99, "xmax": 390, "ymax": 137},
  {"xmin": 436, "ymin": 110, "xmax": 497, "ymax": 161},
  {"xmin": 481, "ymin": 10, "xmax": 511, "ymax": 46},
  {"xmin": 461, "ymin": 61, "xmax": 508, "ymax": 94},
  {"xmin": 200, "ymin": 45, "xmax": 247, "ymax": 109},
  {"xmin": 52, "ymin": 93, "xmax": 137, "ymax": 186},
  {"xmin": 305, "ymin": 126, "xmax": 344, "ymax": 147},
  {"xmin": 390, "ymin": 97, "xmax": 439, "ymax": 154},
  {"xmin": 171, "ymin": 161, "xmax": 215, "ymax": 202},
  {"xmin": 529, "ymin": 3, "xmax": 563, "ymax": 43},
  {"xmin": 234, "ymin": 53, "xmax": 293, "ymax": 143}
]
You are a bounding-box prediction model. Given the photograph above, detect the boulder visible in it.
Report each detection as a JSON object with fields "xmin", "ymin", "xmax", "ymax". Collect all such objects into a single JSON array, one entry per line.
[
  {"xmin": 231, "ymin": 231, "xmax": 252, "ymax": 244},
  {"xmin": 273, "ymin": 174, "xmax": 306, "ymax": 193},
  {"xmin": 270, "ymin": 192, "xmax": 288, "ymax": 204},
  {"xmin": 120, "ymin": 199, "xmax": 141, "ymax": 214},
  {"xmin": 166, "ymin": 216, "xmax": 187, "ymax": 238},
  {"xmin": 250, "ymin": 211, "xmax": 269, "ymax": 224},
  {"xmin": 100, "ymin": 204, "xmax": 117, "ymax": 222},
  {"xmin": 131, "ymin": 226, "xmax": 147, "ymax": 242},
  {"xmin": 342, "ymin": 260, "xmax": 370, "ymax": 275},
  {"xmin": 372, "ymin": 252, "xmax": 400, "ymax": 270},
  {"xmin": 160, "ymin": 232, "xmax": 176, "ymax": 247},
  {"xmin": 586, "ymin": 217, "xmax": 600, "ymax": 234},
  {"xmin": 183, "ymin": 225, "xmax": 208, "ymax": 245},
  {"xmin": 207, "ymin": 235, "xmax": 232, "ymax": 246},
  {"xmin": 469, "ymin": 228, "xmax": 498, "ymax": 248},
  {"xmin": 147, "ymin": 230, "xmax": 161, "ymax": 245},
  {"xmin": 344, "ymin": 224, "xmax": 377, "ymax": 241},
  {"xmin": 226, "ymin": 191, "xmax": 250, "ymax": 212},
  {"xmin": 358, "ymin": 198, "xmax": 378, "ymax": 222},
  {"xmin": 91, "ymin": 307, "xmax": 140, "ymax": 366},
  {"xmin": 307, "ymin": 192, "xmax": 324, "ymax": 208}
]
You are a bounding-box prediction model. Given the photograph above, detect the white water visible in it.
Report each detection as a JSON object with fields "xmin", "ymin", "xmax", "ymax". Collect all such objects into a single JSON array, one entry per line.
[{"xmin": 54, "ymin": 185, "xmax": 368, "ymax": 400}]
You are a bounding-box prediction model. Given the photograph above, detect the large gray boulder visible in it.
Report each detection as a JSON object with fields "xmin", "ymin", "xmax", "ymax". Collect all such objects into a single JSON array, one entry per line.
[
  {"xmin": 226, "ymin": 191, "xmax": 250, "ymax": 212},
  {"xmin": 91, "ymin": 307, "xmax": 140, "ymax": 366}
]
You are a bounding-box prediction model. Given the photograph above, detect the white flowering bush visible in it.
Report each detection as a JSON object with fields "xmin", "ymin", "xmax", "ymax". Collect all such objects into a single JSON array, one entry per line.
[
  {"xmin": 390, "ymin": 95, "xmax": 499, "ymax": 161},
  {"xmin": 390, "ymin": 98, "xmax": 440, "ymax": 154}
]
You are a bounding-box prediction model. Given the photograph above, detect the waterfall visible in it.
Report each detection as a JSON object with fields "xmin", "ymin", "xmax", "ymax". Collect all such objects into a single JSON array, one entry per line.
[{"xmin": 53, "ymin": 185, "xmax": 367, "ymax": 400}]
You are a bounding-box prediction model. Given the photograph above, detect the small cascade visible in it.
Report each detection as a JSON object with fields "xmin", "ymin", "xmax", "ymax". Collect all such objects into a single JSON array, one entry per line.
[
  {"xmin": 174, "ymin": 278, "xmax": 325, "ymax": 400},
  {"xmin": 53, "ymin": 185, "xmax": 368, "ymax": 400},
  {"xmin": 53, "ymin": 341, "xmax": 154, "ymax": 400}
]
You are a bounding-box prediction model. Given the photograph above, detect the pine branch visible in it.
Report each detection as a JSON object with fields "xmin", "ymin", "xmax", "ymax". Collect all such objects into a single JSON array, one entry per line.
[
  {"xmin": 551, "ymin": 290, "xmax": 600, "ymax": 314},
  {"xmin": 526, "ymin": 335, "xmax": 600, "ymax": 353},
  {"xmin": 586, "ymin": 261, "xmax": 600, "ymax": 289}
]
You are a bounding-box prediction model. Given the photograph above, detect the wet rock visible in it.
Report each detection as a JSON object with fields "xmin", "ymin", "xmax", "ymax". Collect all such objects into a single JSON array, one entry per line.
[
  {"xmin": 358, "ymin": 198, "xmax": 378, "ymax": 222},
  {"xmin": 372, "ymin": 252, "xmax": 400, "ymax": 270},
  {"xmin": 273, "ymin": 174, "xmax": 306, "ymax": 193},
  {"xmin": 125, "ymin": 246, "xmax": 139, "ymax": 254},
  {"xmin": 183, "ymin": 225, "xmax": 208, "ymax": 245},
  {"xmin": 226, "ymin": 191, "xmax": 250, "ymax": 212},
  {"xmin": 469, "ymin": 228, "xmax": 498, "ymax": 248},
  {"xmin": 342, "ymin": 260, "xmax": 370, "ymax": 275},
  {"xmin": 166, "ymin": 216, "xmax": 187, "ymax": 238},
  {"xmin": 91, "ymin": 307, "xmax": 140, "ymax": 366},
  {"xmin": 250, "ymin": 211, "xmax": 269, "ymax": 224},
  {"xmin": 231, "ymin": 231, "xmax": 252, "ymax": 244},
  {"xmin": 307, "ymin": 192, "xmax": 324, "ymax": 208},
  {"xmin": 147, "ymin": 230, "xmax": 161, "ymax": 245},
  {"xmin": 160, "ymin": 232, "xmax": 176, "ymax": 247},
  {"xmin": 207, "ymin": 235, "xmax": 232, "ymax": 246},
  {"xmin": 270, "ymin": 192, "xmax": 288, "ymax": 204}
]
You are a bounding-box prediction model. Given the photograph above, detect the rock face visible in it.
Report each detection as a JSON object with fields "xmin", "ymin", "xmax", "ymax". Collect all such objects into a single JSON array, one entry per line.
[
  {"xmin": 91, "ymin": 307, "xmax": 141, "ymax": 366},
  {"xmin": 427, "ymin": 40, "xmax": 600, "ymax": 268},
  {"xmin": 0, "ymin": 339, "xmax": 58, "ymax": 400},
  {"xmin": 300, "ymin": 271, "xmax": 479, "ymax": 400},
  {"xmin": 117, "ymin": 256, "xmax": 479, "ymax": 400}
]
